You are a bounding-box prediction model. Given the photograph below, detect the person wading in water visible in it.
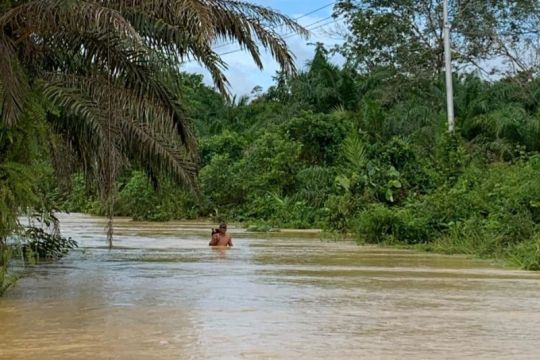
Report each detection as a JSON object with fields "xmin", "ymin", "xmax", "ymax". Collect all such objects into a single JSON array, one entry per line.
[{"xmin": 209, "ymin": 223, "xmax": 233, "ymax": 247}]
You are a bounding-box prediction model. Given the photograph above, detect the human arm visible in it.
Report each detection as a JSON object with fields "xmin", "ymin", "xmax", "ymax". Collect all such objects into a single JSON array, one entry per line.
[{"xmin": 227, "ymin": 235, "xmax": 233, "ymax": 247}]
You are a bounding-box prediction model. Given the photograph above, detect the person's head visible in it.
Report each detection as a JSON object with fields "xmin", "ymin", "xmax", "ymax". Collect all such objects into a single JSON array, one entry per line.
[{"xmin": 218, "ymin": 222, "xmax": 227, "ymax": 234}]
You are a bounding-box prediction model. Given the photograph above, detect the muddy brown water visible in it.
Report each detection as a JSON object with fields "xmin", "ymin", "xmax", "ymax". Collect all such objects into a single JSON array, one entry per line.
[{"xmin": 1, "ymin": 213, "xmax": 540, "ymax": 359}]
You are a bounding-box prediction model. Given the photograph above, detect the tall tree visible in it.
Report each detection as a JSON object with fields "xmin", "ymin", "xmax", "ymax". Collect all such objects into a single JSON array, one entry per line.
[
  {"xmin": 265, "ymin": 44, "xmax": 361, "ymax": 113},
  {"xmin": 0, "ymin": 0, "xmax": 306, "ymax": 244},
  {"xmin": 335, "ymin": 0, "xmax": 540, "ymax": 79}
]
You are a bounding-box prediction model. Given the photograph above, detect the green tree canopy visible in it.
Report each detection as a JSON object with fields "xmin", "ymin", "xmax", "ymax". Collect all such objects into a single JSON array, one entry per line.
[{"xmin": 335, "ymin": 0, "xmax": 540, "ymax": 78}]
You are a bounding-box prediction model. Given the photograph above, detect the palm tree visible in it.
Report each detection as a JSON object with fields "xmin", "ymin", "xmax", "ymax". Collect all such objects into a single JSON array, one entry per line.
[{"xmin": 0, "ymin": 0, "xmax": 306, "ymax": 246}]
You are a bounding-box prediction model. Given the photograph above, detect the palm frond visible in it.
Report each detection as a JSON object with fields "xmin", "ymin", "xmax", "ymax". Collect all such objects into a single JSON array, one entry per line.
[
  {"xmin": 342, "ymin": 131, "xmax": 366, "ymax": 170},
  {"xmin": 0, "ymin": 36, "xmax": 28, "ymax": 126},
  {"xmin": 40, "ymin": 74, "xmax": 197, "ymax": 188},
  {"xmin": 107, "ymin": 0, "xmax": 306, "ymax": 91},
  {"xmin": 37, "ymin": 30, "xmax": 195, "ymax": 150},
  {"xmin": 1, "ymin": 0, "xmax": 303, "ymax": 217},
  {"xmin": 0, "ymin": 0, "xmax": 142, "ymax": 45}
]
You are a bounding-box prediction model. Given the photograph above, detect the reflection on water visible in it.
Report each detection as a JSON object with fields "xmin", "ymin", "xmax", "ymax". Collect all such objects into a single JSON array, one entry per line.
[{"xmin": 1, "ymin": 213, "xmax": 540, "ymax": 359}]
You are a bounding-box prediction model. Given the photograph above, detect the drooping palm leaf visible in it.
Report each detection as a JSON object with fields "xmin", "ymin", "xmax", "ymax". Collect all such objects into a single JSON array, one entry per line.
[
  {"xmin": 0, "ymin": 36, "xmax": 29, "ymax": 126},
  {"xmin": 40, "ymin": 73, "xmax": 198, "ymax": 189},
  {"xmin": 0, "ymin": 0, "xmax": 305, "ymax": 245},
  {"xmin": 110, "ymin": 0, "xmax": 306, "ymax": 89},
  {"xmin": 1, "ymin": 0, "xmax": 305, "ymax": 144}
]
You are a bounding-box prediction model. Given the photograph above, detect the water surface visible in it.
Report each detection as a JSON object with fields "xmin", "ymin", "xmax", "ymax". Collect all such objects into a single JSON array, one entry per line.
[{"xmin": 2, "ymin": 213, "xmax": 540, "ymax": 359}]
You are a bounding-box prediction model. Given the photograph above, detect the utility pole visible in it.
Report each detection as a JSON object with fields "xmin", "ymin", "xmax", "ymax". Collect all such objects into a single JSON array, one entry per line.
[{"xmin": 443, "ymin": 0, "xmax": 455, "ymax": 133}]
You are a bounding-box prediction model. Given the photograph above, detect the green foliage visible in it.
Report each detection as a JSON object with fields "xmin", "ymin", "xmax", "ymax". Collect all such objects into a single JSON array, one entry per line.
[
  {"xmin": 348, "ymin": 155, "xmax": 540, "ymax": 266},
  {"xmin": 238, "ymin": 131, "xmax": 302, "ymax": 196},
  {"xmin": 294, "ymin": 166, "xmax": 337, "ymax": 208},
  {"xmin": 178, "ymin": 73, "xmax": 228, "ymax": 137},
  {"xmin": 62, "ymin": 170, "xmax": 198, "ymax": 221},
  {"xmin": 21, "ymin": 227, "xmax": 78, "ymax": 262},
  {"xmin": 335, "ymin": 0, "xmax": 540, "ymax": 78},
  {"xmin": 432, "ymin": 132, "xmax": 468, "ymax": 186},
  {"xmin": 240, "ymin": 194, "xmax": 311, "ymax": 229},
  {"xmin": 199, "ymin": 130, "xmax": 246, "ymax": 165},
  {"xmin": 0, "ymin": 247, "xmax": 16, "ymax": 296},
  {"xmin": 61, "ymin": 173, "xmax": 97, "ymax": 213},
  {"xmin": 508, "ymin": 234, "xmax": 540, "ymax": 270},
  {"xmin": 353, "ymin": 204, "xmax": 429, "ymax": 245},
  {"xmin": 282, "ymin": 112, "xmax": 348, "ymax": 165},
  {"xmin": 116, "ymin": 171, "xmax": 173, "ymax": 221},
  {"xmin": 266, "ymin": 44, "xmax": 362, "ymax": 113},
  {"xmin": 199, "ymin": 154, "xmax": 245, "ymax": 214},
  {"xmin": 0, "ymin": 94, "xmax": 49, "ymax": 238},
  {"xmin": 0, "ymin": 162, "xmax": 40, "ymax": 236},
  {"xmin": 384, "ymin": 157, "xmax": 540, "ymax": 263},
  {"xmin": 458, "ymin": 78, "xmax": 540, "ymax": 159}
]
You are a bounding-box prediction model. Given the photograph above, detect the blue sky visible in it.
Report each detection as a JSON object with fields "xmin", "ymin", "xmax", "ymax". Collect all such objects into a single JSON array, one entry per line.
[{"xmin": 182, "ymin": 0, "xmax": 345, "ymax": 97}]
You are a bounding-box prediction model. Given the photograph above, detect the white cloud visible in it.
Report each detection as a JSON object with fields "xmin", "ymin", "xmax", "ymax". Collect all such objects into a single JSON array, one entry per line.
[{"xmin": 182, "ymin": 15, "xmax": 346, "ymax": 97}]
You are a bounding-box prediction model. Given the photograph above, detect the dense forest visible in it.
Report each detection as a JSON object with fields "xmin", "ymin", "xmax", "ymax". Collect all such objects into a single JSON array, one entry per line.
[{"xmin": 1, "ymin": 0, "xmax": 540, "ymax": 295}]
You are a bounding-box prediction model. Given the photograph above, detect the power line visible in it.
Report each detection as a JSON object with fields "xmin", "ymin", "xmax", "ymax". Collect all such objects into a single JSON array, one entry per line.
[
  {"xmin": 183, "ymin": 10, "xmax": 340, "ymax": 65},
  {"xmin": 217, "ymin": 18, "xmax": 339, "ymax": 57},
  {"xmin": 283, "ymin": 19, "xmax": 339, "ymax": 40},
  {"xmin": 213, "ymin": 2, "xmax": 335, "ymax": 50},
  {"xmin": 268, "ymin": 15, "xmax": 334, "ymax": 41},
  {"xmin": 292, "ymin": 15, "xmax": 334, "ymax": 33},
  {"xmin": 294, "ymin": 2, "xmax": 335, "ymax": 21}
]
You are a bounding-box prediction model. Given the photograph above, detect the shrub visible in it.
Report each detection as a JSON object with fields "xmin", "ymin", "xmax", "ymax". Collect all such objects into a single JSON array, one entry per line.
[
  {"xmin": 353, "ymin": 204, "xmax": 429, "ymax": 244},
  {"xmin": 21, "ymin": 227, "xmax": 78, "ymax": 262},
  {"xmin": 281, "ymin": 112, "xmax": 348, "ymax": 165},
  {"xmin": 508, "ymin": 234, "xmax": 540, "ymax": 270}
]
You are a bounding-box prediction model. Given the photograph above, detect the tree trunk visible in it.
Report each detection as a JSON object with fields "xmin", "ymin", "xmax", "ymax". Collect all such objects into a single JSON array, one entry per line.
[{"xmin": 0, "ymin": 236, "xmax": 6, "ymax": 266}]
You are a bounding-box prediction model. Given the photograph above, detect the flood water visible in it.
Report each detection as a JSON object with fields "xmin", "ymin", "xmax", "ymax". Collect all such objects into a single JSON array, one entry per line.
[{"xmin": 2, "ymin": 213, "xmax": 540, "ymax": 359}]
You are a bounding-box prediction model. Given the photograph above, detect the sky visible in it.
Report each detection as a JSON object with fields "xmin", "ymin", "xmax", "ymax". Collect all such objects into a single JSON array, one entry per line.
[{"xmin": 182, "ymin": 0, "xmax": 346, "ymax": 97}]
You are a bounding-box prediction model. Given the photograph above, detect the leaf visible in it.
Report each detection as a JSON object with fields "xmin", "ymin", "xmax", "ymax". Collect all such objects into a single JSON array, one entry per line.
[
  {"xmin": 385, "ymin": 188, "xmax": 394, "ymax": 202},
  {"xmin": 388, "ymin": 179, "xmax": 402, "ymax": 189},
  {"xmin": 387, "ymin": 166, "xmax": 400, "ymax": 178},
  {"xmin": 342, "ymin": 131, "xmax": 366, "ymax": 169},
  {"xmin": 335, "ymin": 175, "xmax": 351, "ymax": 192}
]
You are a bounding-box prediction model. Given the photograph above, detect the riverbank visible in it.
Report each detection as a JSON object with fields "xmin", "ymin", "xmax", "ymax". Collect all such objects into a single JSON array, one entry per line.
[
  {"xmin": 55, "ymin": 212, "xmax": 536, "ymax": 271},
  {"xmin": 58, "ymin": 152, "xmax": 540, "ymax": 272}
]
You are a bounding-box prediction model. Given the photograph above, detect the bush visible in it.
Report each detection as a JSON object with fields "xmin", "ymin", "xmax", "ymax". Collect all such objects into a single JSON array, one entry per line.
[
  {"xmin": 21, "ymin": 227, "xmax": 78, "ymax": 262},
  {"xmin": 62, "ymin": 173, "xmax": 96, "ymax": 213},
  {"xmin": 199, "ymin": 130, "xmax": 246, "ymax": 165},
  {"xmin": 199, "ymin": 154, "xmax": 245, "ymax": 214},
  {"xmin": 508, "ymin": 234, "xmax": 540, "ymax": 270},
  {"xmin": 293, "ymin": 166, "xmax": 337, "ymax": 208},
  {"xmin": 281, "ymin": 112, "xmax": 348, "ymax": 165},
  {"xmin": 240, "ymin": 131, "xmax": 302, "ymax": 195},
  {"xmin": 361, "ymin": 156, "xmax": 540, "ymax": 267},
  {"xmin": 115, "ymin": 171, "xmax": 197, "ymax": 221},
  {"xmin": 353, "ymin": 204, "xmax": 429, "ymax": 244}
]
